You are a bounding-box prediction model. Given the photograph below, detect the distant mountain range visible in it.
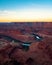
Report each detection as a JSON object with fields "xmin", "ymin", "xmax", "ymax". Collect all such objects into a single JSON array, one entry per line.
[{"xmin": 0, "ymin": 22, "xmax": 52, "ymax": 35}]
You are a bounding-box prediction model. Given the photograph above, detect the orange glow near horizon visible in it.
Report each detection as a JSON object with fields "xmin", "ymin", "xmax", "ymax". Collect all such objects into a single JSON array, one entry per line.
[
  {"xmin": 0, "ymin": 10, "xmax": 52, "ymax": 22},
  {"xmin": 0, "ymin": 18, "xmax": 52, "ymax": 22}
]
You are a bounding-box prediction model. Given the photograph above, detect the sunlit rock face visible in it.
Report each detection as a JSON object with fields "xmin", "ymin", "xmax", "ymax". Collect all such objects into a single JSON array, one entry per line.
[{"xmin": 0, "ymin": 22, "xmax": 52, "ymax": 65}]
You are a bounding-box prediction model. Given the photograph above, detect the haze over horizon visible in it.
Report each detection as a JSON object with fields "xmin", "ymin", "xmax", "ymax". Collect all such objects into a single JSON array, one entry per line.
[{"xmin": 0, "ymin": 0, "xmax": 52, "ymax": 22}]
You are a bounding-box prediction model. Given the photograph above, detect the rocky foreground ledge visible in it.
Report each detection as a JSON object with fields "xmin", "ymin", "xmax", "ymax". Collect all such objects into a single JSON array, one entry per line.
[{"xmin": 0, "ymin": 33, "xmax": 52, "ymax": 65}]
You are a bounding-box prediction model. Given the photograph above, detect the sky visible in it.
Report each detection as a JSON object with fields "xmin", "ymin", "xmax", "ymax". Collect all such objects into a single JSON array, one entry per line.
[{"xmin": 0, "ymin": 0, "xmax": 52, "ymax": 22}]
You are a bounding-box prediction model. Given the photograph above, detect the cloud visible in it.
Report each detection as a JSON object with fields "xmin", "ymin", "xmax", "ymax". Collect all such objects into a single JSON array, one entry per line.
[{"xmin": 0, "ymin": 10, "xmax": 16, "ymax": 18}]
